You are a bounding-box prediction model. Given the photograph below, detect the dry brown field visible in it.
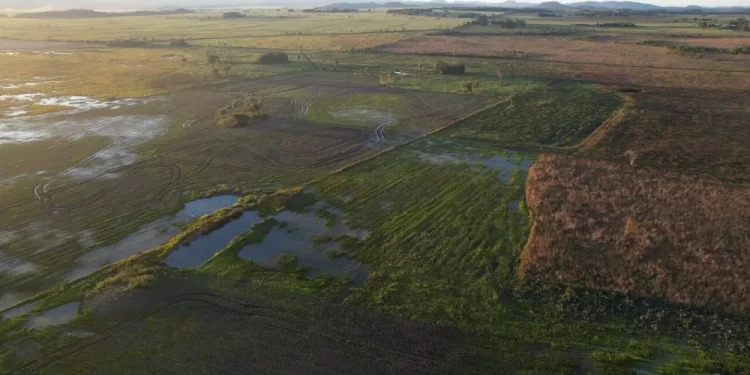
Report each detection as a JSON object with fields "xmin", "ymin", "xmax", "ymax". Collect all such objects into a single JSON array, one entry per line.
[
  {"xmin": 379, "ymin": 35, "xmax": 750, "ymax": 71},
  {"xmin": 521, "ymin": 155, "xmax": 750, "ymax": 314},
  {"xmin": 578, "ymin": 88, "xmax": 750, "ymax": 183}
]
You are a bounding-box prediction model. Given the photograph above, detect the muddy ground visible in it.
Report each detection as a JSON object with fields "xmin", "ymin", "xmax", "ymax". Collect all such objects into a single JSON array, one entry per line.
[{"xmin": 11, "ymin": 278, "xmax": 504, "ymax": 375}]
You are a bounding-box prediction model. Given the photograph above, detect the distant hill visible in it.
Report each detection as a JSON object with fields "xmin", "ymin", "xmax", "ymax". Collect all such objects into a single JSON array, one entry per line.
[
  {"xmin": 568, "ymin": 1, "xmax": 662, "ymax": 10},
  {"xmin": 15, "ymin": 8, "xmax": 193, "ymax": 18},
  {"xmin": 321, "ymin": 2, "xmax": 413, "ymax": 9},
  {"xmin": 534, "ymin": 1, "xmax": 568, "ymax": 9}
]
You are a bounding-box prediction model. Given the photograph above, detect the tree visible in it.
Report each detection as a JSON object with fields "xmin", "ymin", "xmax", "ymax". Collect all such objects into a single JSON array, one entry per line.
[
  {"xmin": 222, "ymin": 12, "xmax": 246, "ymax": 19},
  {"xmin": 435, "ymin": 61, "xmax": 465, "ymax": 75},
  {"xmin": 474, "ymin": 15, "xmax": 489, "ymax": 26}
]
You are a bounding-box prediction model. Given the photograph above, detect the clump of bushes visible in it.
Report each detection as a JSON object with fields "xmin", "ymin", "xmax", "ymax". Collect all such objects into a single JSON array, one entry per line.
[
  {"xmin": 207, "ymin": 55, "xmax": 221, "ymax": 65},
  {"xmin": 596, "ymin": 22, "xmax": 636, "ymax": 28},
  {"xmin": 463, "ymin": 81, "xmax": 481, "ymax": 92},
  {"xmin": 106, "ymin": 38, "xmax": 151, "ymax": 47},
  {"xmin": 222, "ymin": 11, "xmax": 246, "ymax": 19},
  {"xmin": 435, "ymin": 61, "xmax": 465, "ymax": 75},
  {"xmin": 216, "ymin": 95, "xmax": 266, "ymax": 127},
  {"xmin": 637, "ymin": 40, "xmax": 672, "ymax": 47},
  {"xmin": 258, "ymin": 52, "xmax": 289, "ymax": 65},
  {"xmin": 731, "ymin": 46, "xmax": 750, "ymax": 55},
  {"xmin": 671, "ymin": 45, "xmax": 722, "ymax": 56}
]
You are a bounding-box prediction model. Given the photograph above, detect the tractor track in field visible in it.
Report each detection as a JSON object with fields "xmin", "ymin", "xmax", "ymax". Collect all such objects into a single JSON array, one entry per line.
[
  {"xmin": 374, "ymin": 115, "xmax": 398, "ymax": 146},
  {"xmin": 298, "ymin": 91, "xmax": 318, "ymax": 119}
]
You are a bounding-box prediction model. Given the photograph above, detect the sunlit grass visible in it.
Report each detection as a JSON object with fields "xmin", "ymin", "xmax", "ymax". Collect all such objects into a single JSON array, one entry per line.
[
  {"xmin": 0, "ymin": 12, "xmax": 463, "ymax": 42},
  {"xmin": 199, "ymin": 32, "xmax": 410, "ymax": 51}
]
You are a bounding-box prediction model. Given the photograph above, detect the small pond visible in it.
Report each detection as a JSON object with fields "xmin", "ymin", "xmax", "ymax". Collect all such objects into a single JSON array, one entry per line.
[
  {"xmin": 238, "ymin": 205, "xmax": 368, "ymax": 286},
  {"xmin": 415, "ymin": 151, "xmax": 534, "ymax": 183},
  {"xmin": 67, "ymin": 195, "xmax": 239, "ymax": 280},
  {"xmin": 166, "ymin": 211, "xmax": 263, "ymax": 269},
  {"xmin": 1, "ymin": 300, "xmax": 40, "ymax": 320},
  {"xmin": 25, "ymin": 302, "xmax": 80, "ymax": 330}
]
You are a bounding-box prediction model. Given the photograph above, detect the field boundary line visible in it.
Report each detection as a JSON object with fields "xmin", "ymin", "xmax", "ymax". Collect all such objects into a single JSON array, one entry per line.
[
  {"xmin": 575, "ymin": 92, "xmax": 634, "ymax": 154},
  {"xmin": 314, "ymin": 97, "xmax": 510, "ymax": 181}
]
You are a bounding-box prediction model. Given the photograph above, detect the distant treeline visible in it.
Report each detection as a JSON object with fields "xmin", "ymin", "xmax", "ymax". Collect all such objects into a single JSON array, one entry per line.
[
  {"xmin": 468, "ymin": 15, "xmax": 527, "ymax": 28},
  {"xmin": 671, "ymin": 44, "xmax": 750, "ymax": 55},
  {"xmin": 15, "ymin": 8, "xmax": 193, "ymax": 19},
  {"xmin": 699, "ymin": 17, "xmax": 749, "ymax": 31},
  {"xmin": 386, "ymin": 8, "xmax": 434, "ymax": 16},
  {"xmin": 305, "ymin": 8, "xmax": 359, "ymax": 13},
  {"xmin": 589, "ymin": 22, "xmax": 637, "ymax": 27}
]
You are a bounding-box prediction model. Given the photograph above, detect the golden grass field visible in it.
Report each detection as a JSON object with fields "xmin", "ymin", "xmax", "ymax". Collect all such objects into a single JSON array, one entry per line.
[
  {"xmin": 0, "ymin": 12, "xmax": 462, "ymax": 42},
  {"xmin": 199, "ymin": 32, "xmax": 411, "ymax": 51}
]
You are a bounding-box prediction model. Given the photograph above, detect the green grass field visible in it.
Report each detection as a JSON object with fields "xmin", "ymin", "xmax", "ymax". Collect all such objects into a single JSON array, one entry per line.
[{"xmin": 446, "ymin": 82, "xmax": 624, "ymax": 148}]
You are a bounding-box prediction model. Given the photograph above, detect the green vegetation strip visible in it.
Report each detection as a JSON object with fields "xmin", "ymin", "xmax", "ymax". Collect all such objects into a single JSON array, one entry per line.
[{"xmin": 446, "ymin": 82, "xmax": 624, "ymax": 148}]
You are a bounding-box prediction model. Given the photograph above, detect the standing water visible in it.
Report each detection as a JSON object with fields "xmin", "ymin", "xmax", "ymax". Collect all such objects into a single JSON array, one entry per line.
[
  {"xmin": 25, "ymin": 302, "xmax": 80, "ymax": 330},
  {"xmin": 66, "ymin": 195, "xmax": 240, "ymax": 280},
  {"xmin": 238, "ymin": 208, "xmax": 368, "ymax": 286},
  {"xmin": 166, "ymin": 211, "xmax": 263, "ymax": 269}
]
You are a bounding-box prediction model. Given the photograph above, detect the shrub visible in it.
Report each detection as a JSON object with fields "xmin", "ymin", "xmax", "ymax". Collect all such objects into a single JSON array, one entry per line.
[
  {"xmin": 207, "ymin": 55, "xmax": 221, "ymax": 65},
  {"xmin": 258, "ymin": 52, "xmax": 289, "ymax": 65},
  {"xmin": 435, "ymin": 61, "xmax": 465, "ymax": 75},
  {"xmin": 463, "ymin": 81, "xmax": 480, "ymax": 92},
  {"xmin": 215, "ymin": 95, "xmax": 266, "ymax": 127}
]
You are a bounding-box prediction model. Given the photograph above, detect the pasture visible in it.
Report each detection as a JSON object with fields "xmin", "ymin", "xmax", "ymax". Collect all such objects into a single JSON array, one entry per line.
[{"xmin": 1, "ymin": 7, "xmax": 750, "ymax": 375}]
